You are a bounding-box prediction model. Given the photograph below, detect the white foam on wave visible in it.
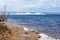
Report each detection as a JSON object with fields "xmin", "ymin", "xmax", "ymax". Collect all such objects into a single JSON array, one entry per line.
[
  {"xmin": 23, "ymin": 27, "xmax": 34, "ymax": 31},
  {"xmin": 23, "ymin": 27, "xmax": 29, "ymax": 31},
  {"xmin": 25, "ymin": 12, "xmax": 31, "ymax": 15},
  {"xmin": 35, "ymin": 13, "xmax": 46, "ymax": 15},
  {"xmin": 39, "ymin": 33, "xmax": 49, "ymax": 38},
  {"xmin": 39, "ymin": 33, "xmax": 59, "ymax": 40}
]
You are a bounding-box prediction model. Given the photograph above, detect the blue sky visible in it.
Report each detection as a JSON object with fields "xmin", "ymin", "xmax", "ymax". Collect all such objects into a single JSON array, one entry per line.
[{"xmin": 0, "ymin": 0, "xmax": 60, "ymax": 15}]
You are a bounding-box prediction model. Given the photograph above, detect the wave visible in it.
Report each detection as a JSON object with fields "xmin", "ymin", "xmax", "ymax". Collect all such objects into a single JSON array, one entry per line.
[{"xmin": 35, "ymin": 13, "xmax": 46, "ymax": 15}]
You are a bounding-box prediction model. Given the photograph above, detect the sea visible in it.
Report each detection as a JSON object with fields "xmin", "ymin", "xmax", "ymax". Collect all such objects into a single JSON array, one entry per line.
[{"xmin": 7, "ymin": 13, "xmax": 60, "ymax": 39}]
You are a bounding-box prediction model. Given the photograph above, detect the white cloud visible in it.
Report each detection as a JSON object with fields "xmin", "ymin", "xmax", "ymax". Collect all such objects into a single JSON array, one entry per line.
[
  {"xmin": 22, "ymin": 4, "xmax": 35, "ymax": 8},
  {"xmin": 0, "ymin": 0, "xmax": 4, "ymax": 6},
  {"xmin": 19, "ymin": 0, "xmax": 58, "ymax": 8},
  {"xmin": 21, "ymin": 0, "xmax": 45, "ymax": 8},
  {"xmin": 0, "ymin": 0, "xmax": 5, "ymax": 10},
  {"xmin": 0, "ymin": 0, "xmax": 60, "ymax": 12},
  {"xmin": 37, "ymin": 0, "xmax": 58, "ymax": 8}
]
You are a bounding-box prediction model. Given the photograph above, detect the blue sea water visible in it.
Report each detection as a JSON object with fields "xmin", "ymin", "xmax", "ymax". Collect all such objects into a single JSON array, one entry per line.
[
  {"xmin": 7, "ymin": 15, "xmax": 60, "ymax": 30},
  {"xmin": 7, "ymin": 15, "xmax": 60, "ymax": 39}
]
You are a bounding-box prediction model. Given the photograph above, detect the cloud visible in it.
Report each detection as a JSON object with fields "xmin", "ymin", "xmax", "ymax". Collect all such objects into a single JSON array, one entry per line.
[
  {"xmin": 20, "ymin": 0, "xmax": 58, "ymax": 8},
  {"xmin": 0, "ymin": 0, "xmax": 60, "ymax": 12},
  {"xmin": 21, "ymin": 4, "xmax": 35, "ymax": 8},
  {"xmin": 0, "ymin": 0, "xmax": 4, "ymax": 6}
]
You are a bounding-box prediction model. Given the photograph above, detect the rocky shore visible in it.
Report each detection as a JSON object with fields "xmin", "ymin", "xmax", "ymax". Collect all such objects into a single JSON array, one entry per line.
[{"xmin": 0, "ymin": 22, "xmax": 41, "ymax": 40}]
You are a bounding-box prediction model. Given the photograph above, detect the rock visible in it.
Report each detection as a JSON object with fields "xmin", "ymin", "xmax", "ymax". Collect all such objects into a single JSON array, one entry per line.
[{"xmin": 0, "ymin": 22, "xmax": 41, "ymax": 40}]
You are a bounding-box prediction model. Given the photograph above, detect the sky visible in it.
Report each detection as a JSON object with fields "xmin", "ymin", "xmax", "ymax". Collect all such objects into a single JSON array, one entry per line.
[{"xmin": 0, "ymin": 0, "xmax": 60, "ymax": 15}]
